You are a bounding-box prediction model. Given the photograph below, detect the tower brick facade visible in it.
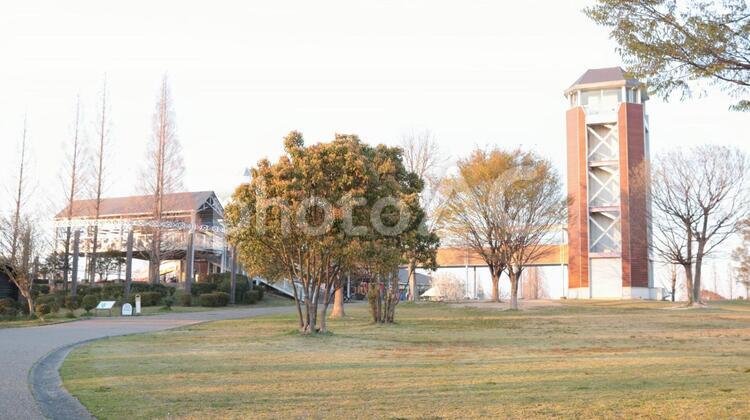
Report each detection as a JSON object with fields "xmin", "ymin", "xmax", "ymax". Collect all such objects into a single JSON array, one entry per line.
[{"xmin": 564, "ymin": 68, "xmax": 655, "ymax": 299}]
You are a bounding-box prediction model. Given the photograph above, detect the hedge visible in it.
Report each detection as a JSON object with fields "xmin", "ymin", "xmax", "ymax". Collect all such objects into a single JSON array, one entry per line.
[
  {"xmin": 31, "ymin": 284, "xmax": 50, "ymax": 298},
  {"xmin": 174, "ymin": 290, "xmax": 192, "ymax": 306},
  {"xmin": 253, "ymin": 285, "xmax": 265, "ymax": 300},
  {"xmin": 64, "ymin": 295, "xmax": 81, "ymax": 311},
  {"xmin": 199, "ymin": 292, "xmax": 230, "ymax": 307},
  {"xmin": 0, "ymin": 298, "xmax": 18, "ymax": 318},
  {"xmin": 191, "ymin": 282, "xmax": 217, "ymax": 297},
  {"xmin": 36, "ymin": 294, "xmax": 61, "ymax": 313},
  {"xmin": 134, "ymin": 291, "xmax": 162, "ymax": 307},
  {"xmin": 244, "ymin": 289, "xmax": 260, "ymax": 304},
  {"xmin": 205, "ymin": 272, "xmax": 257, "ymax": 303}
]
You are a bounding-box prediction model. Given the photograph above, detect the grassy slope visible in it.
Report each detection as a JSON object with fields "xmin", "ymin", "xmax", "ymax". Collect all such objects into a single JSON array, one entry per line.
[{"xmin": 62, "ymin": 300, "xmax": 750, "ymax": 419}]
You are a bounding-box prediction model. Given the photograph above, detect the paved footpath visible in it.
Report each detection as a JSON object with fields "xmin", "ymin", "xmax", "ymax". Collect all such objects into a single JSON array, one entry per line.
[{"xmin": 0, "ymin": 306, "xmax": 295, "ymax": 420}]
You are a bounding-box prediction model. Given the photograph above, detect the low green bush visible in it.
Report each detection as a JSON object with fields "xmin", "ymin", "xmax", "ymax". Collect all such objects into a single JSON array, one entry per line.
[
  {"xmin": 199, "ymin": 292, "xmax": 230, "ymax": 307},
  {"xmin": 82, "ymin": 295, "xmax": 98, "ymax": 313},
  {"xmin": 64, "ymin": 295, "xmax": 81, "ymax": 311},
  {"xmin": 0, "ymin": 298, "xmax": 18, "ymax": 318},
  {"xmin": 76, "ymin": 285, "xmax": 95, "ymax": 297},
  {"xmin": 174, "ymin": 290, "xmax": 192, "ymax": 306},
  {"xmin": 253, "ymin": 284, "xmax": 265, "ymax": 300},
  {"xmin": 244, "ymin": 290, "xmax": 260, "ymax": 304},
  {"xmin": 35, "ymin": 303, "xmax": 51, "ymax": 321},
  {"xmin": 36, "ymin": 294, "xmax": 61, "ymax": 313},
  {"xmin": 31, "ymin": 284, "xmax": 50, "ymax": 299},
  {"xmin": 137, "ymin": 291, "xmax": 162, "ymax": 307},
  {"xmin": 100, "ymin": 284, "xmax": 124, "ymax": 300},
  {"xmin": 162, "ymin": 295, "xmax": 175, "ymax": 310},
  {"xmin": 191, "ymin": 282, "xmax": 217, "ymax": 297}
]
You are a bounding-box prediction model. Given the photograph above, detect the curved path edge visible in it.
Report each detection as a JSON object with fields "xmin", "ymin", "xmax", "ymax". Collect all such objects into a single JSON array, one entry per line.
[
  {"xmin": 22, "ymin": 305, "xmax": 296, "ymax": 419},
  {"xmin": 30, "ymin": 340, "xmax": 97, "ymax": 420}
]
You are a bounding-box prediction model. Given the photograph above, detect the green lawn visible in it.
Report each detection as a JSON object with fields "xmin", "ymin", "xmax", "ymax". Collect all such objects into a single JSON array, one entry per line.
[{"xmin": 62, "ymin": 300, "xmax": 750, "ymax": 419}]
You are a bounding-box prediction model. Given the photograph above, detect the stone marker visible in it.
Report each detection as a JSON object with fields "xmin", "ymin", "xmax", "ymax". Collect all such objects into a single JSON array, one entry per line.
[{"xmin": 121, "ymin": 303, "xmax": 133, "ymax": 316}]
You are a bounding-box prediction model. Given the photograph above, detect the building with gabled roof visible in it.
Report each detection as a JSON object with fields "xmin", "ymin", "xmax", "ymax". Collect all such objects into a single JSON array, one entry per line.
[{"xmin": 54, "ymin": 191, "xmax": 226, "ymax": 283}]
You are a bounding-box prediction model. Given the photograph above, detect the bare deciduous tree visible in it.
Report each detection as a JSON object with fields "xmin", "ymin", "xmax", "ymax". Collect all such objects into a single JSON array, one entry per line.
[
  {"xmin": 400, "ymin": 130, "xmax": 446, "ymax": 303},
  {"xmin": 665, "ymin": 264, "xmax": 679, "ymax": 302},
  {"xmin": 60, "ymin": 96, "xmax": 87, "ymax": 291},
  {"xmin": 0, "ymin": 119, "xmax": 41, "ymax": 313},
  {"xmin": 0, "ymin": 220, "xmax": 43, "ymax": 314},
  {"xmin": 733, "ymin": 219, "xmax": 750, "ymax": 299},
  {"xmin": 141, "ymin": 75, "xmax": 185, "ymax": 285},
  {"xmin": 88, "ymin": 77, "xmax": 111, "ymax": 284},
  {"xmin": 499, "ymin": 152, "xmax": 566, "ymax": 310},
  {"xmin": 642, "ymin": 145, "xmax": 750, "ymax": 305},
  {"xmin": 429, "ymin": 272, "xmax": 465, "ymax": 301},
  {"xmin": 522, "ymin": 267, "xmax": 547, "ymax": 300},
  {"xmin": 442, "ymin": 148, "xmax": 566, "ymax": 308},
  {"xmin": 441, "ymin": 149, "xmax": 513, "ymax": 303},
  {"xmin": 8, "ymin": 119, "xmax": 29, "ymax": 262}
]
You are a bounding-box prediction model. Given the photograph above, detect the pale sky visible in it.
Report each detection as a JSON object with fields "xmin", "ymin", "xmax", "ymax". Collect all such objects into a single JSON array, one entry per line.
[{"xmin": 1, "ymin": 0, "xmax": 747, "ymax": 295}]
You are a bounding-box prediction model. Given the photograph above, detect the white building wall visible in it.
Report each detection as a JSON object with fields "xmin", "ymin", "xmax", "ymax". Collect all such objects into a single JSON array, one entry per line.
[
  {"xmin": 418, "ymin": 265, "xmax": 568, "ymax": 300},
  {"xmin": 590, "ymin": 258, "xmax": 622, "ymax": 298}
]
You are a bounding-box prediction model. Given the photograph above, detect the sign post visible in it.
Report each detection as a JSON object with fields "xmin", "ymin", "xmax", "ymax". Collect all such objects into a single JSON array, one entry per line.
[
  {"xmin": 135, "ymin": 294, "xmax": 142, "ymax": 315},
  {"xmin": 95, "ymin": 301, "xmax": 116, "ymax": 317}
]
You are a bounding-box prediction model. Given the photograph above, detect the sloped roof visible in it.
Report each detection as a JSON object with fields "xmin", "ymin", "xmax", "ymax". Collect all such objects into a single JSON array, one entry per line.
[
  {"xmin": 434, "ymin": 246, "xmax": 566, "ymax": 267},
  {"xmin": 55, "ymin": 191, "xmax": 219, "ymax": 219},
  {"xmin": 567, "ymin": 67, "xmax": 641, "ymax": 91}
]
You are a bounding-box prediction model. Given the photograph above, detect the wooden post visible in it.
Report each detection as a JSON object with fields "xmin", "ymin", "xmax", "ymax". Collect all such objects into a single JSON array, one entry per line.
[
  {"xmin": 230, "ymin": 246, "xmax": 237, "ymax": 304},
  {"xmin": 32, "ymin": 257, "xmax": 39, "ymax": 284},
  {"xmin": 185, "ymin": 231, "xmax": 194, "ymax": 295},
  {"xmin": 124, "ymin": 230, "xmax": 133, "ymax": 301},
  {"xmin": 71, "ymin": 230, "xmax": 80, "ymax": 297}
]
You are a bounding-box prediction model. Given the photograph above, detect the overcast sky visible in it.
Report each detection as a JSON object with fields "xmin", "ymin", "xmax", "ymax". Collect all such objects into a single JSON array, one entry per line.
[{"xmin": 1, "ymin": 0, "xmax": 748, "ymax": 212}]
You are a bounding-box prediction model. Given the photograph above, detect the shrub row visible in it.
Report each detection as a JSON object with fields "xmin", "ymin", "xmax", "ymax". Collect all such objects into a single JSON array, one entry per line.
[
  {"xmin": 0, "ymin": 297, "xmax": 18, "ymax": 318},
  {"xmin": 3, "ymin": 279, "xmax": 267, "ymax": 320},
  {"xmin": 199, "ymin": 292, "xmax": 230, "ymax": 307}
]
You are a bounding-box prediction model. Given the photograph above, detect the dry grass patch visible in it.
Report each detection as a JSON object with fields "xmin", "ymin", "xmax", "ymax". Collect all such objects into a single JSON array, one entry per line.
[{"xmin": 62, "ymin": 300, "xmax": 750, "ymax": 419}]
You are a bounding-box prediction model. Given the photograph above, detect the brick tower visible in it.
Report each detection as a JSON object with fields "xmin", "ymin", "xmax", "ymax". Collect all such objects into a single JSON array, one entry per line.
[{"xmin": 564, "ymin": 67, "xmax": 656, "ymax": 299}]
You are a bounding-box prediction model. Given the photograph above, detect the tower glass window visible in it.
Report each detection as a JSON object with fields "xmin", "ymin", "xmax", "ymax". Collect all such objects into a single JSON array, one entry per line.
[{"xmin": 581, "ymin": 89, "xmax": 622, "ymax": 114}]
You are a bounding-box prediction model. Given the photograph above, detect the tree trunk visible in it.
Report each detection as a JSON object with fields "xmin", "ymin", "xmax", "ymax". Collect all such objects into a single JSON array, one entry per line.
[
  {"xmin": 376, "ymin": 280, "xmax": 383, "ymax": 323},
  {"xmin": 71, "ymin": 231, "xmax": 80, "ymax": 297},
  {"xmin": 150, "ymin": 229, "xmax": 161, "ymax": 285},
  {"xmin": 23, "ymin": 289, "xmax": 34, "ymax": 315},
  {"xmin": 230, "ymin": 247, "xmax": 237, "ymax": 305},
  {"xmin": 90, "ymin": 226, "xmax": 99, "ymax": 283},
  {"xmin": 330, "ymin": 287, "xmax": 345, "ymax": 319},
  {"xmin": 290, "ymin": 276, "xmax": 305, "ymax": 330},
  {"xmin": 320, "ymin": 287, "xmax": 333, "ymax": 333},
  {"xmin": 63, "ymin": 227, "xmax": 71, "ymax": 291},
  {"xmin": 490, "ymin": 270, "xmax": 501, "ymax": 302},
  {"xmin": 388, "ymin": 274, "xmax": 399, "ymax": 322},
  {"xmin": 693, "ymin": 242, "xmax": 706, "ymax": 304},
  {"xmin": 682, "ymin": 263, "xmax": 694, "ymax": 305},
  {"xmin": 670, "ymin": 268, "xmax": 677, "ymax": 302},
  {"xmin": 408, "ymin": 258, "xmax": 417, "ymax": 302},
  {"xmin": 124, "ymin": 231, "xmax": 133, "ymax": 301},
  {"xmin": 310, "ymin": 294, "xmax": 318, "ymax": 332},
  {"xmin": 509, "ymin": 269, "xmax": 520, "ymax": 310}
]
